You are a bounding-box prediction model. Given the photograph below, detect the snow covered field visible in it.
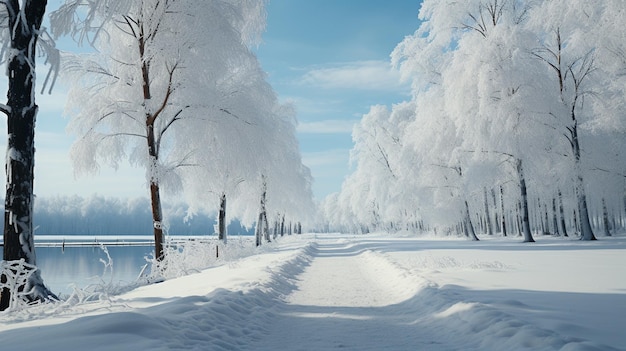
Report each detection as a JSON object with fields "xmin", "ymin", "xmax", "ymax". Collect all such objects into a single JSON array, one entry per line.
[{"xmin": 1, "ymin": 233, "xmax": 625, "ymax": 350}]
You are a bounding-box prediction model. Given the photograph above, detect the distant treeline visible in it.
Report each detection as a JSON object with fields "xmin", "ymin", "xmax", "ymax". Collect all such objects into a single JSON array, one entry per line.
[{"xmin": 1, "ymin": 195, "xmax": 252, "ymax": 236}]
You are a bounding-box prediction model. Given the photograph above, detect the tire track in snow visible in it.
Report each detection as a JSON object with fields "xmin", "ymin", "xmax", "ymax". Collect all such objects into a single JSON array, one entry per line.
[
  {"xmin": 285, "ymin": 245, "xmax": 415, "ymax": 307},
  {"xmin": 245, "ymin": 238, "xmax": 453, "ymax": 351}
]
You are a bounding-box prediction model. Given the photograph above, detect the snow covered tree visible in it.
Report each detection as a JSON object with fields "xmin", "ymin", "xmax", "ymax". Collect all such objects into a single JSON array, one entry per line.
[
  {"xmin": 328, "ymin": 0, "xmax": 624, "ymax": 239},
  {"xmin": 0, "ymin": 0, "xmax": 57, "ymax": 311},
  {"xmin": 525, "ymin": 1, "xmax": 618, "ymax": 240},
  {"xmin": 438, "ymin": 0, "xmax": 537, "ymax": 242},
  {"xmin": 50, "ymin": 0, "xmax": 269, "ymax": 259},
  {"xmin": 531, "ymin": 32, "xmax": 596, "ymax": 240}
]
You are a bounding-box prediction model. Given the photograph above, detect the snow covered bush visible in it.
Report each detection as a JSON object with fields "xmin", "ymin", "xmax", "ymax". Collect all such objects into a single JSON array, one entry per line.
[{"xmin": 148, "ymin": 238, "xmax": 262, "ymax": 280}]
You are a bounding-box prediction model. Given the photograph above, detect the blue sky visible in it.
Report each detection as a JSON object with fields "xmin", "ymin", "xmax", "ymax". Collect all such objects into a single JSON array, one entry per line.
[
  {"xmin": 1, "ymin": 0, "xmax": 421, "ymax": 201},
  {"xmin": 255, "ymin": 0, "xmax": 420, "ymax": 198}
]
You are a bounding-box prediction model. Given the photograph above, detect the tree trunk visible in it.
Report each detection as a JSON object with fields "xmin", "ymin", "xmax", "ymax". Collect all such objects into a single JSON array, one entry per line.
[
  {"xmin": 149, "ymin": 182, "xmax": 164, "ymax": 260},
  {"xmin": 256, "ymin": 177, "xmax": 269, "ymax": 246},
  {"xmin": 255, "ymin": 211, "xmax": 263, "ymax": 247},
  {"xmin": 218, "ymin": 192, "xmax": 227, "ymax": 242},
  {"xmin": 571, "ymin": 117, "xmax": 596, "ymax": 240},
  {"xmin": 516, "ymin": 159, "xmax": 534, "ymax": 242},
  {"xmin": 1, "ymin": 0, "xmax": 56, "ymax": 311},
  {"xmin": 538, "ymin": 198, "xmax": 546, "ymax": 234},
  {"xmin": 543, "ymin": 204, "xmax": 550, "ymax": 235},
  {"xmin": 263, "ymin": 212, "xmax": 271, "ymax": 243},
  {"xmin": 602, "ymin": 198, "xmax": 611, "ymax": 236},
  {"xmin": 273, "ymin": 218, "xmax": 278, "ymax": 239},
  {"xmin": 620, "ymin": 184, "xmax": 626, "ymax": 228},
  {"xmin": 500, "ymin": 186, "xmax": 507, "ymax": 236},
  {"xmin": 464, "ymin": 201, "xmax": 479, "ymax": 241},
  {"xmin": 483, "ymin": 188, "xmax": 493, "ymax": 235},
  {"xmin": 280, "ymin": 215, "xmax": 285, "ymax": 237},
  {"xmin": 558, "ymin": 189, "xmax": 568, "ymax": 237},
  {"xmin": 552, "ymin": 198, "xmax": 560, "ymax": 236},
  {"xmin": 491, "ymin": 188, "xmax": 500, "ymax": 233},
  {"xmin": 147, "ymin": 132, "xmax": 164, "ymax": 261}
]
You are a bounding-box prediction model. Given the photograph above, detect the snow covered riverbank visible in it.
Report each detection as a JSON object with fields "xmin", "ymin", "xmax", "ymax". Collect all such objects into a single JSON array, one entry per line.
[{"xmin": 1, "ymin": 233, "xmax": 625, "ymax": 350}]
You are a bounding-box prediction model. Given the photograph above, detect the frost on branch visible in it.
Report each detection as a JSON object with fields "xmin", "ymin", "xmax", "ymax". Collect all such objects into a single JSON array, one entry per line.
[{"xmin": 0, "ymin": 259, "xmax": 38, "ymax": 311}]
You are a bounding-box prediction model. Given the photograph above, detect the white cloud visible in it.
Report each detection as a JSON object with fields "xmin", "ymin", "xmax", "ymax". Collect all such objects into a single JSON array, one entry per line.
[
  {"xmin": 278, "ymin": 95, "xmax": 345, "ymax": 116},
  {"xmin": 302, "ymin": 149, "xmax": 350, "ymax": 169},
  {"xmin": 300, "ymin": 60, "xmax": 409, "ymax": 92},
  {"xmin": 297, "ymin": 119, "xmax": 358, "ymax": 134}
]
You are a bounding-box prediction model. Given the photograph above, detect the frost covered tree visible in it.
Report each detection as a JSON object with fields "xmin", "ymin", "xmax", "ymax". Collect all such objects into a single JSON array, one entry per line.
[
  {"xmin": 50, "ymin": 0, "xmax": 268, "ymax": 259},
  {"xmin": 166, "ymin": 35, "xmax": 314, "ymax": 244},
  {"xmin": 0, "ymin": 0, "xmax": 57, "ymax": 310},
  {"xmin": 52, "ymin": 0, "xmax": 313, "ymax": 251},
  {"xmin": 525, "ymin": 1, "xmax": 616, "ymax": 240},
  {"xmin": 436, "ymin": 0, "xmax": 536, "ymax": 242},
  {"xmin": 325, "ymin": 0, "xmax": 625, "ymax": 238}
]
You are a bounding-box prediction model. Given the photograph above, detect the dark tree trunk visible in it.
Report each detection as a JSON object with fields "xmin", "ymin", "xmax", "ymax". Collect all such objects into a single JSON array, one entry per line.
[
  {"xmin": 543, "ymin": 204, "xmax": 550, "ymax": 235},
  {"xmin": 516, "ymin": 159, "xmax": 534, "ymax": 242},
  {"xmin": 623, "ymin": 184, "xmax": 626, "ymax": 229},
  {"xmin": 139, "ymin": 23, "xmax": 166, "ymax": 260},
  {"xmin": 602, "ymin": 198, "xmax": 612, "ymax": 237},
  {"xmin": 500, "ymin": 186, "xmax": 507, "ymax": 237},
  {"xmin": 464, "ymin": 201, "xmax": 479, "ymax": 241},
  {"xmin": 255, "ymin": 212, "xmax": 263, "ymax": 247},
  {"xmin": 559, "ymin": 189, "xmax": 568, "ymax": 237},
  {"xmin": 552, "ymin": 198, "xmax": 560, "ymax": 236},
  {"xmin": 280, "ymin": 215, "xmax": 285, "ymax": 237},
  {"xmin": 483, "ymin": 188, "xmax": 493, "ymax": 235},
  {"xmin": 147, "ymin": 127, "xmax": 164, "ymax": 261},
  {"xmin": 516, "ymin": 201, "xmax": 522, "ymax": 237},
  {"xmin": 1, "ymin": 0, "xmax": 56, "ymax": 311},
  {"xmin": 492, "ymin": 188, "xmax": 500, "ymax": 233},
  {"xmin": 218, "ymin": 192, "xmax": 226, "ymax": 242}
]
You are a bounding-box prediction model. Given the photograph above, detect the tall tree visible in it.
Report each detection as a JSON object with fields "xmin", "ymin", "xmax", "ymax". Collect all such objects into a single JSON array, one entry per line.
[
  {"xmin": 51, "ymin": 0, "xmax": 268, "ymax": 259},
  {"xmin": 527, "ymin": 1, "xmax": 605, "ymax": 240},
  {"xmin": 0, "ymin": 0, "xmax": 56, "ymax": 310}
]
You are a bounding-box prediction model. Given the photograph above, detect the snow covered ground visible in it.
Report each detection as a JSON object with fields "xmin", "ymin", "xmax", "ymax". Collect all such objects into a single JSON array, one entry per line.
[{"xmin": 1, "ymin": 233, "xmax": 625, "ymax": 350}]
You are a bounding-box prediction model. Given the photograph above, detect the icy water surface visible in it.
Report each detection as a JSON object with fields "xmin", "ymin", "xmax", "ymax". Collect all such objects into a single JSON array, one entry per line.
[{"xmin": 1, "ymin": 236, "xmax": 154, "ymax": 296}]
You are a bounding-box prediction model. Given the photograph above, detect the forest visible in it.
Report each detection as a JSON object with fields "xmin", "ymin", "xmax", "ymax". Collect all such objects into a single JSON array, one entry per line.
[{"xmin": 321, "ymin": 0, "xmax": 626, "ymax": 242}]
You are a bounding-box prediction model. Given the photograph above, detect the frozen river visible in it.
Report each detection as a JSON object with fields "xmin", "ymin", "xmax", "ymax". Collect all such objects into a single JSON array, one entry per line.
[{"xmin": 2, "ymin": 236, "xmax": 178, "ymax": 296}]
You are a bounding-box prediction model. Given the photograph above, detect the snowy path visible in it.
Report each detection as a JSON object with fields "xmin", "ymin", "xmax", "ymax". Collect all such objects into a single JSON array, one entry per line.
[
  {"xmin": 245, "ymin": 235, "xmax": 626, "ymax": 351},
  {"xmin": 2, "ymin": 234, "xmax": 625, "ymax": 350},
  {"xmin": 245, "ymin": 238, "xmax": 454, "ymax": 350}
]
